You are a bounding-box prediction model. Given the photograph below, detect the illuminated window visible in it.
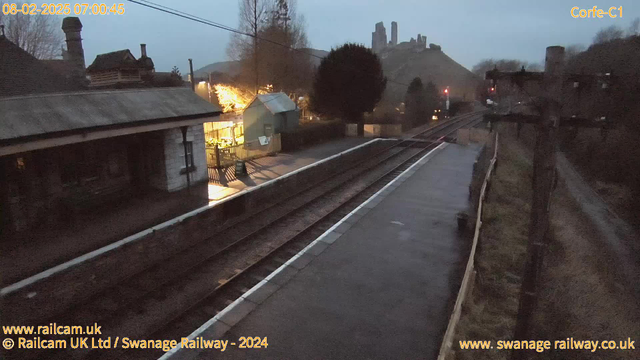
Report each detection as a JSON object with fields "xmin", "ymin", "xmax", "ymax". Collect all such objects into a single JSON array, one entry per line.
[{"xmin": 16, "ymin": 157, "xmax": 25, "ymax": 170}]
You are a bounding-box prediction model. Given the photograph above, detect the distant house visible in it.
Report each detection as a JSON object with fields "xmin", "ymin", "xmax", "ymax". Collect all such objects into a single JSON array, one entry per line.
[
  {"xmin": 0, "ymin": 88, "xmax": 222, "ymax": 232},
  {"xmin": 86, "ymin": 45, "xmax": 155, "ymax": 88},
  {"xmin": 242, "ymin": 93, "xmax": 299, "ymax": 142}
]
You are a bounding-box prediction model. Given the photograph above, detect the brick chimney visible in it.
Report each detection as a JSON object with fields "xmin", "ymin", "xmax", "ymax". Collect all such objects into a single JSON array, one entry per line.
[
  {"xmin": 140, "ymin": 43, "xmax": 147, "ymax": 57},
  {"xmin": 61, "ymin": 17, "xmax": 86, "ymax": 84}
]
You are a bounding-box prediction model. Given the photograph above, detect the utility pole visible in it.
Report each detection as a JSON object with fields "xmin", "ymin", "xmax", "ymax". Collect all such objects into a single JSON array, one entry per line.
[
  {"xmin": 253, "ymin": 0, "xmax": 259, "ymax": 95},
  {"xmin": 483, "ymin": 46, "xmax": 615, "ymax": 360},
  {"xmin": 513, "ymin": 46, "xmax": 564, "ymax": 348},
  {"xmin": 278, "ymin": 0, "xmax": 291, "ymax": 93}
]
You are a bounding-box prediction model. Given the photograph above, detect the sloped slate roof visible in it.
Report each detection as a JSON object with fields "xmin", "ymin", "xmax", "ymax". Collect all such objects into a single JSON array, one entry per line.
[
  {"xmin": 41, "ymin": 59, "xmax": 75, "ymax": 77},
  {"xmin": 86, "ymin": 49, "xmax": 141, "ymax": 72},
  {"xmin": 252, "ymin": 92, "xmax": 297, "ymax": 114},
  {"xmin": 0, "ymin": 35, "xmax": 84, "ymax": 97},
  {"xmin": 0, "ymin": 87, "xmax": 221, "ymax": 143}
]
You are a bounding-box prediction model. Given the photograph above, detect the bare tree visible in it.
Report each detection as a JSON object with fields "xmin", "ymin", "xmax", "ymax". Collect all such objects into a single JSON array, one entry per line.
[
  {"xmin": 472, "ymin": 58, "xmax": 541, "ymax": 106},
  {"xmin": 593, "ymin": 25, "xmax": 624, "ymax": 44},
  {"xmin": 565, "ymin": 44, "xmax": 586, "ymax": 62},
  {"xmin": 472, "ymin": 58, "xmax": 540, "ymax": 78},
  {"xmin": 258, "ymin": 0, "xmax": 311, "ymax": 93},
  {"xmin": 0, "ymin": 2, "xmax": 63, "ymax": 59},
  {"xmin": 628, "ymin": 18, "xmax": 640, "ymax": 37},
  {"xmin": 227, "ymin": 0, "xmax": 269, "ymax": 93},
  {"xmin": 227, "ymin": 0, "xmax": 312, "ymax": 94}
]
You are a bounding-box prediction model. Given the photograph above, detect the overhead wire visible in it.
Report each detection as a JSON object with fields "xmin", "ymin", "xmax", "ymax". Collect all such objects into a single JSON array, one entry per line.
[{"xmin": 127, "ymin": 0, "xmax": 412, "ymax": 88}]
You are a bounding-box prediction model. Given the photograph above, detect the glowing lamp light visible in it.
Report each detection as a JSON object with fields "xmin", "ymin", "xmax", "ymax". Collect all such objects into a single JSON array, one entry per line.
[{"xmin": 444, "ymin": 89, "xmax": 448, "ymax": 94}]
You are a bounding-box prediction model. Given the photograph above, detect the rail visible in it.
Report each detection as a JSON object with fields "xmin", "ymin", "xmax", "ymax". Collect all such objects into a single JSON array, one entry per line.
[
  {"xmin": 153, "ymin": 113, "xmax": 486, "ymax": 359},
  {"xmin": 0, "ymin": 115, "xmax": 480, "ymax": 300},
  {"xmin": 2, "ymin": 112, "xmax": 485, "ymax": 360},
  {"xmin": 437, "ymin": 131, "xmax": 499, "ymax": 360}
]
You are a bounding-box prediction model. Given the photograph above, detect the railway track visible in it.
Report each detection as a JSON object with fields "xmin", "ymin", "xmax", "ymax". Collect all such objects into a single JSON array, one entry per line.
[{"xmin": 11, "ymin": 112, "xmax": 484, "ymax": 360}]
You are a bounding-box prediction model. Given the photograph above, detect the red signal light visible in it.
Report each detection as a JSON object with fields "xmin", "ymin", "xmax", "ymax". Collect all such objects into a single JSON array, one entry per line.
[
  {"xmin": 444, "ymin": 89, "xmax": 448, "ymax": 94},
  {"xmin": 491, "ymin": 87, "xmax": 495, "ymax": 92}
]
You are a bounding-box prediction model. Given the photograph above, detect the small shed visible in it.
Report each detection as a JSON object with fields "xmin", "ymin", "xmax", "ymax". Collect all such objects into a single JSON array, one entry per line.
[{"xmin": 242, "ymin": 92, "xmax": 299, "ymax": 142}]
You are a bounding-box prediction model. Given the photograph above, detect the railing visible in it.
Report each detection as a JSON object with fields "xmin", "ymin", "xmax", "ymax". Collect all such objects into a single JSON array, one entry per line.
[
  {"xmin": 437, "ymin": 132, "xmax": 499, "ymax": 360},
  {"xmin": 89, "ymin": 71, "xmax": 141, "ymax": 86},
  {"xmin": 206, "ymin": 134, "xmax": 281, "ymax": 169}
]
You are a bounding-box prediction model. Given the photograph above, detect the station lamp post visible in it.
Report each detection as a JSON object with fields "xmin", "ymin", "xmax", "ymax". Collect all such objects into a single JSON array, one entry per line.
[{"xmin": 444, "ymin": 86, "xmax": 450, "ymax": 118}]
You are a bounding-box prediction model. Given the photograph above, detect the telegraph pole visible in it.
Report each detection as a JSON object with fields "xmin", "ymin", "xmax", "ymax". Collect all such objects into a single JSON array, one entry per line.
[
  {"xmin": 513, "ymin": 46, "xmax": 564, "ymax": 348},
  {"xmin": 253, "ymin": 0, "xmax": 259, "ymax": 95},
  {"xmin": 484, "ymin": 52, "xmax": 614, "ymax": 349}
]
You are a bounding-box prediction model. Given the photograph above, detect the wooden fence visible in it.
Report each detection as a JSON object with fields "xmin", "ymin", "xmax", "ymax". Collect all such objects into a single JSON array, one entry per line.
[
  {"xmin": 437, "ymin": 132, "xmax": 499, "ymax": 360},
  {"xmin": 206, "ymin": 134, "xmax": 281, "ymax": 169}
]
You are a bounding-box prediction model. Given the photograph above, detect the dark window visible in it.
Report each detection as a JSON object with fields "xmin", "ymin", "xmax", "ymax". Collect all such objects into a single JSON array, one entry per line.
[
  {"xmin": 264, "ymin": 124, "xmax": 273, "ymax": 137},
  {"xmin": 79, "ymin": 142, "xmax": 100, "ymax": 181},
  {"xmin": 59, "ymin": 143, "xmax": 101, "ymax": 186},
  {"xmin": 59, "ymin": 146, "xmax": 79, "ymax": 186},
  {"xmin": 108, "ymin": 152, "xmax": 124, "ymax": 178},
  {"xmin": 181, "ymin": 141, "xmax": 195, "ymax": 171},
  {"xmin": 7, "ymin": 155, "xmax": 29, "ymax": 197}
]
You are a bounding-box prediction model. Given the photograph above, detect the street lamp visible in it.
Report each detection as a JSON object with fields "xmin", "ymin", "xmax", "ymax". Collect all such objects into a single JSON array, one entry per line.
[{"xmin": 444, "ymin": 86, "xmax": 450, "ymax": 117}]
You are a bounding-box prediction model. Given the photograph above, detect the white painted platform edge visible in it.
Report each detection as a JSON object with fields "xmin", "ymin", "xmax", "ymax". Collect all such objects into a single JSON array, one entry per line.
[
  {"xmin": 159, "ymin": 142, "xmax": 448, "ymax": 359},
  {"xmin": 1, "ymin": 138, "xmax": 392, "ymax": 297}
]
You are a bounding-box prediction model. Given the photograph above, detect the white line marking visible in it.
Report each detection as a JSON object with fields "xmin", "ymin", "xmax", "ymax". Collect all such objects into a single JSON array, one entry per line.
[
  {"xmin": 1, "ymin": 139, "xmax": 390, "ymax": 297},
  {"xmin": 158, "ymin": 142, "xmax": 448, "ymax": 359}
]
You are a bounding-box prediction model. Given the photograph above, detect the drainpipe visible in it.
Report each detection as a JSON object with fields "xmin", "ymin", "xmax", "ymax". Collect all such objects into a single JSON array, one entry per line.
[
  {"xmin": 181, "ymin": 126, "xmax": 191, "ymax": 193},
  {"xmin": 188, "ymin": 58, "xmax": 195, "ymax": 92}
]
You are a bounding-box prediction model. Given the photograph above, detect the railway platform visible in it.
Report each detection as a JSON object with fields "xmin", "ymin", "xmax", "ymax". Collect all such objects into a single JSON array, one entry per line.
[
  {"xmin": 0, "ymin": 137, "xmax": 371, "ymax": 287},
  {"xmin": 207, "ymin": 137, "xmax": 371, "ymax": 200},
  {"xmin": 165, "ymin": 141, "xmax": 483, "ymax": 360}
]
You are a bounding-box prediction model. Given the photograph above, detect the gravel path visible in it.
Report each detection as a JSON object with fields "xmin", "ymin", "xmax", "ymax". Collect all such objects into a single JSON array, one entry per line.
[{"xmin": 556, "ymin": 152, "xmax": 640, "ymax": 295}]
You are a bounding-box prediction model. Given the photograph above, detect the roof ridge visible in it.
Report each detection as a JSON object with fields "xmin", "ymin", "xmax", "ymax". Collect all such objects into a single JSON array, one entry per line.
[{"xmin": 0, "ymin": 87, "xmax": 191, "ymax": 102}]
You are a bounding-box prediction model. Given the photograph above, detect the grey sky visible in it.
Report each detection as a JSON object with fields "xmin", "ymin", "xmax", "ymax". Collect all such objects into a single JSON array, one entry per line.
[{"xmin": 67, "ymin": 0, "xmax": 638, "ymax": 72}]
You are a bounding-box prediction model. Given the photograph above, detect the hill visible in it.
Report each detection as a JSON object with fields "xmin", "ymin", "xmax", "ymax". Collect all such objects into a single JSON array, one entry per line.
[
  {"xmin": 189, "ymin": 48, "xmax": 329, "ymax": 81},
  {"xmin": 301, "ymin": 48, "xmax": 329, "ymax": 66},
  {"xmin": 380, "ymin": 48, "xmax": 480, "ymax": 103},
  {"xmin": 187, "ymin": 60, "xmax": 242, "ymax": 80},
  {"xmin": 187, "ymin": 46, "xmax": 478, "ymax": 104}
]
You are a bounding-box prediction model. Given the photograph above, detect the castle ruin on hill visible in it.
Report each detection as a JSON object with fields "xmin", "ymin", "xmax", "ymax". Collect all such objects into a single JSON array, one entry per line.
[{"xmin": 371, "ymin": 21, "xmax": 431, "ymax": 54}]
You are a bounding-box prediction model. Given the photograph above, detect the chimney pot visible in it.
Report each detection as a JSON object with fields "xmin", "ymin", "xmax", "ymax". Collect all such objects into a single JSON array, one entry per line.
[{"xmin": 140, "ymin": 43, "xmax": 147, "ymax": 58}]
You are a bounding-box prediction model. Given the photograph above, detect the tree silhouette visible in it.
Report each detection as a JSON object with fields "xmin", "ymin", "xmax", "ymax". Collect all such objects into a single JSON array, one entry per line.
[
  {"xmin": 310, "ymin": 43, "xmax": 386, "ymax": 122},
  {"xmin": 0, "ymin": 2, "xmax": 63, "ymax": 59},
  {"xmin": 593, "ymin": 25, "xmax": 624, "ymax": 44},
  {"xmin": 405, "ymin": 77, "xmax": 426, "ymax": 127},
  {"xmin": 424, "ymin": 81, "xmax": 440, "ymax": 118},
  {"xmin": 405, "ymin": 78, "xmax": 440, "ymax": 127}
]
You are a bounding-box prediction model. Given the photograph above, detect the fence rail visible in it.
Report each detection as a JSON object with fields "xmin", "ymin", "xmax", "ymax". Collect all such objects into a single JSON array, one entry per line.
[
  {"xmin": 206, "ymin": 134, "xmax": 281, "ymax": 169},
  {"xmin": 437, "ymin": 132, "xmax": 499, "ymax": 360}
]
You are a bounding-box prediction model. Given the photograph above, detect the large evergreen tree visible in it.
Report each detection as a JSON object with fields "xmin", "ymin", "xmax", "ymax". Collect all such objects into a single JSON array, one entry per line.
[
  {"xmin": 405, "ymin": 78, "xmax": 440, "ymax": 127},
  {"xmin": 405, "ymin": 77, "xmax": 426, "ymax": 127},
  {"xmin": 310, "ymin": 43, "xmax": 387, "ymax": 122}
]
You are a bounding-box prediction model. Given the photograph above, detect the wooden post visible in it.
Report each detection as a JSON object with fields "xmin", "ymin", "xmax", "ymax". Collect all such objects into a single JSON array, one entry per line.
[
  {"xmin": 214, "ymin": 144, "xmax": 221, "ymax": 169},
  {"xmin": 513, "ymin": 46, "xmax": 564, "ymax": 351}
]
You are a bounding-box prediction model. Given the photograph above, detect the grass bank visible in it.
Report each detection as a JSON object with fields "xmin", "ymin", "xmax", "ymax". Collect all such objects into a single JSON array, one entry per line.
[
  {"xmin": 451, "ymin": 124, "xmax": 531, "ymax": 360},
  {"xmin": 450, "ymin": 123, "xmax": 640, "ymax": 360},
  {"xmin": 531, "ymin": 176, "xmax": 640, "ymax": 360}
]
